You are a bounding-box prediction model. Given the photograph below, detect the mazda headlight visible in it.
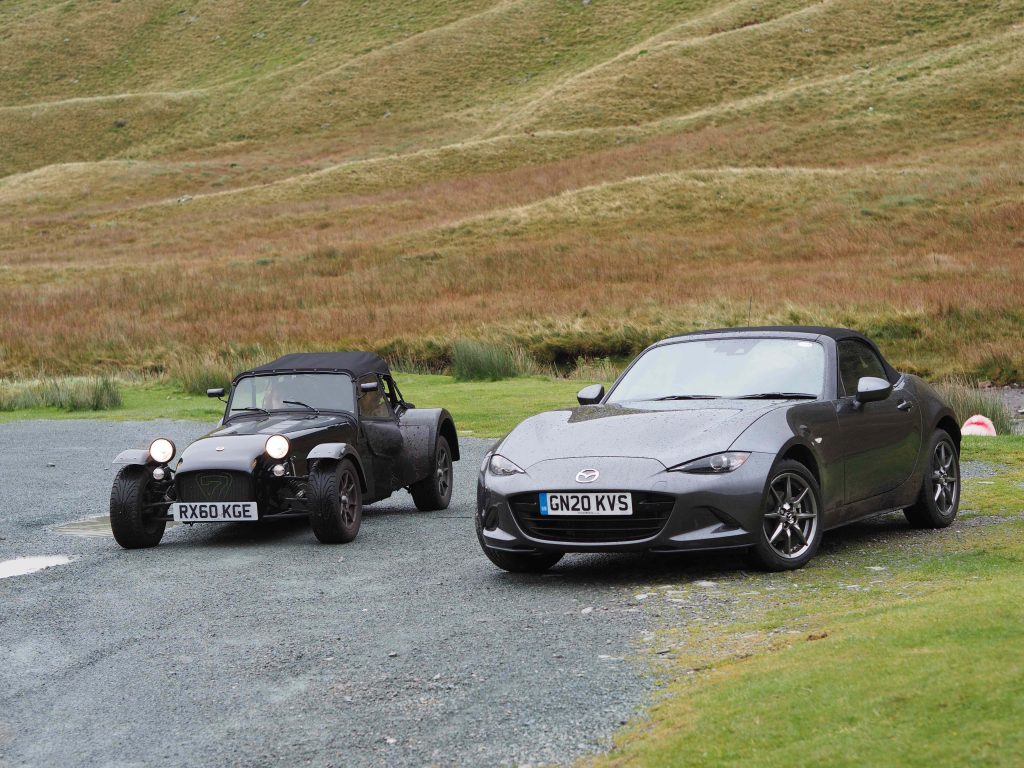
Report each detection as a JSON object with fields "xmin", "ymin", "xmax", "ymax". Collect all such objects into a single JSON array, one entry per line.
[
  {"xmin": 487, "ymin": 454, "xmax": 525, "ymax": 476},
  {"xmin": 265, "ymin": 434, "xmax": 290, "ymax": 460},
  {"xmin": 670, "ymin": 452, "xmax": 750, "ymax": 474},
  {"xmin": 149, "ymin": 438, "xmax": 176, "ymax": 464}
]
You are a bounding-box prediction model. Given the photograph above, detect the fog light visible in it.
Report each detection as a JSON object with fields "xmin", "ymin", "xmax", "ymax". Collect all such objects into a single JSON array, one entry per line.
[
  {"xmin": 152, "ymin": 466, "xmax": 166, "ymax": 481},
  {"xmin": 272, "ymin": 464, "xmax": 286, "ymax": 477}
]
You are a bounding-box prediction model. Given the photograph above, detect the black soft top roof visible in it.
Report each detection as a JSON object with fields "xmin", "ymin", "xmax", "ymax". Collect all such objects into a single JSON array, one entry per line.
[
  {"xmin": 660, "ymin": 326, "xmax": 899, "ymax": 380},
  {"xmin": 667, "ymin": 325, "xmax": 872, "ymax": 341},
  {"xmin": 235, "ymin": 352, "xmax": 389, "ymax": 380}
]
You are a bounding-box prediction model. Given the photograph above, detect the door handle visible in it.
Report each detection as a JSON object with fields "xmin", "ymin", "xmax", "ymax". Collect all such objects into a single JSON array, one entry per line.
[{"xmin": 896, "ymin": 400, "xmax": 913, "ymax": 412}]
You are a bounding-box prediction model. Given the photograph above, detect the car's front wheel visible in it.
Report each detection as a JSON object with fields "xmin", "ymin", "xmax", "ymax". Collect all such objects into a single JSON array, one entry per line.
[
  {"xmin": 750, "ymin": 459, "xmax": 823, "ymax": 571},
  {"xmin": 308, "ymin": 459, "xmax": 363, "ymax": 543},
  {"xmin": 904, "ymin": 429, "xmax": 959, "ymax": 528},
  {"xmin": 410, "ymin": 435, "xmax": 453, "ymax": 511},
  {"xmin": 475, "ymin": 516, "xmax": 563, "ymax": 573},
  {"xmin": 109, "ymin": 465, "xmax": 167, "ymax": 549}
]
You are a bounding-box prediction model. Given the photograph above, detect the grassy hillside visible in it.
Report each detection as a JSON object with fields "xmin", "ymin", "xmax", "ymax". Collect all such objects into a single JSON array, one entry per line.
[{"xmin": 0, "ymin": 0, "xmax": 1021, "ymax": 379}]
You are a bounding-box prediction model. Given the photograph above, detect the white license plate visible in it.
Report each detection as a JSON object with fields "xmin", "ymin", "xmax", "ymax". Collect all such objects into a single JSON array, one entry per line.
[
  {"xmin": 539, "ymin": 492, "xmax": 633, "ymax": 516},
  {"xmin": 171, "ymin": 502, "xmax": 258, "ymax": 522}
]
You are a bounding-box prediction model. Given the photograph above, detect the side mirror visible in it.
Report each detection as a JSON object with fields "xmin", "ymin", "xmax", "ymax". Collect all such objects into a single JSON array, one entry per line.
[
  {"xmin": 855, "ymin": 376, "xmax": 892, "ymax": 403},
  {"xmin": 207, "ymin": 388, "xmax": 225, "ymax": 398},
  {"xmin": 359, "ymin": 381, "xmax": 380, "ymax": 393},
  {"xmin": 577, "ymin": 384, "xmax": 605, "ymax": 406}
]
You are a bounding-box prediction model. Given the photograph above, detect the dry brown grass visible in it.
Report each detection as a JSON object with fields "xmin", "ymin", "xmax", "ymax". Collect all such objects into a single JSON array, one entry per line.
[{"xmin": 0, "ymin": 0, "xmax": 1021, "ymax": 379}]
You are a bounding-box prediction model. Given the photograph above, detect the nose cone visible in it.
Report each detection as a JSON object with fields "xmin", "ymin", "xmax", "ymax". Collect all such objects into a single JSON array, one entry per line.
[{"xmin": 177, "ymin": 434, "xmax": 267, "ymax": 473}]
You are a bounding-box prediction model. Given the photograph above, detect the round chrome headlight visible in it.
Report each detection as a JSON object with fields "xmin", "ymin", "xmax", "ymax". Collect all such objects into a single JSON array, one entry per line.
[
  {"xmin": 265, "ymin": 434, "xmax": 290, "ymax": 460},
  {"xmin": 149, "ymin": 438, "xmax": 175, "ymax": 465}
]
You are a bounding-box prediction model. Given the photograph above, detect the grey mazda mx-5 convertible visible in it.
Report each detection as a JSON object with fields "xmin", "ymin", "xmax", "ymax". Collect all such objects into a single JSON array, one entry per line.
[{"xmin": 476, "ymin": 326, "xmax": 961, "ymax": 572}]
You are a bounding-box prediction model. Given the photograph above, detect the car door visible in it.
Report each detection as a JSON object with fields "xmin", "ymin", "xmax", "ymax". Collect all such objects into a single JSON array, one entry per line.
[
  {"xmin": 835, "ymin": 340, "xmax": 922, "ymax": 508},
  {"xmin": 357, "ymin": 374, "xmax": 404, "ymax": 499},
  {"xmin": 382, "ymin": 376, "xmax": 424, "ymax": 486}
]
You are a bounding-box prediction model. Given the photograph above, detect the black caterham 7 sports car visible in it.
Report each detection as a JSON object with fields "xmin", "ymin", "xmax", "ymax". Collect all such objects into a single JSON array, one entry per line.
[
  {"xmin": 477, "ymin": 326, "xmax": 961, "ymax": 573},
  {"xmin": 110, "ymin": 352, "xmax": 458, "ymax": 548}
]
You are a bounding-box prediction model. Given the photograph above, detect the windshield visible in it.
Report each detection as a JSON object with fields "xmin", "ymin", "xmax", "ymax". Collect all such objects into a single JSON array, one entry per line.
[
  {"xmin": 607, "ymin": 338, "xmax": 826, "ymax": 403},
  {"xmin": 227, "ymin": 373, "xmax": 355, "ymax": 417}
]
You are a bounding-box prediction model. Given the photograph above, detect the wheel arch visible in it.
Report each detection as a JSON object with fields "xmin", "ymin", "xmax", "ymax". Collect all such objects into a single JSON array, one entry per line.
[
  {"xmin": 935, "ymin": 413, "xmax": 961, "ymax": 451},
  {"xmin": 778, "ymin": 441, "xmax": 821, "ymax": 487},
  {"xmin": 344, "ymin": 454, "xmax": 369, "ymax": 494},
  {"xmin": 307, "ymin": 443, "xmax": 369, "ymax": 492},
  {"xmin": 401, "ymin": 407, "xmax": 460, "ymax": 462},
  {"xmin": 439, "ymin": 415, "xmax": 460, "ymax": 461}
]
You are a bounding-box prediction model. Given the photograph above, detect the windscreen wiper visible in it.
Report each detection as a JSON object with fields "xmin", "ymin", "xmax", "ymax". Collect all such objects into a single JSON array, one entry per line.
[
  {"xmin": 283, "ymin": 400, "xmax": 321, "ymax": 415},
  {"xmin": 735, "ymin": 392, "xmax": 818, "ymax": 400},
  {"xmin": 227, "ymin": 406, "xmax": 271, "ymax": 420},
  {"xmin": 652, "ymin": 394, "xmax": 721, "ymax": 400}
]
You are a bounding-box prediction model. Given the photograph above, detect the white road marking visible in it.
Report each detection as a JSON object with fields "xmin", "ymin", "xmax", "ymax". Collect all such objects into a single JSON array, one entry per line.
[{"xmin": 0, "ymin": 555, "xmax": 72, "ymax": 579}]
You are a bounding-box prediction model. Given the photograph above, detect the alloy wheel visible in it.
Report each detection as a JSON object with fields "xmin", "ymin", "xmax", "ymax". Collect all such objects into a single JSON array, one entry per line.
[
  {"xmin": 436, "ymin": 444, "xmax": 452, "ymax": 497},
  {"xmin": 339, "ymin": 469, "xmax": 359, "ymax": 525},
  {"xmin": 931, "ymin": 440, "xmax": 959, "ymax": 516},
  {"xmin": 762, "ymin": 472, "xmax": 819, "ymax": 560}
]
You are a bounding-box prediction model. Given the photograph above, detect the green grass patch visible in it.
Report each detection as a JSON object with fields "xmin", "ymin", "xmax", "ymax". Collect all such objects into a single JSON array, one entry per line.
[
  {"xmin": 398, "ymin": 373, "xmax": 585, "ymax": 436},
  {"xmin": 0, "ymin": 374, "xmax": 590, "ymax": 437},
  {"xmin": 959, "ymin": 435, "xmax": 1024, "ymax": 516},
  {"xmin": 0, "ymin": 382, "xmax": 221, "ymax": 423},
  {"xmin": 600, "ymin": 570, "xmax": 1024, "ymax": 768}
]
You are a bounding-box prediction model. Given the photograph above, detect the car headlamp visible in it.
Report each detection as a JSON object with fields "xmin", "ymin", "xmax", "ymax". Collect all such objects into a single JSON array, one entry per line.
[
  {"xmin": 487, "ymin": 454, "xmax": 525, "ymax": 476},
  {"xmin": 265, "ymin": 434, "xmax": 290, "ymax": 460},
  {"xmin": 670, "ymin": 451, "xmax": 750, "ymax": 474},
  {"xmin": 149, "ymin": 438, "xmax": 176, "ymax": 465}
]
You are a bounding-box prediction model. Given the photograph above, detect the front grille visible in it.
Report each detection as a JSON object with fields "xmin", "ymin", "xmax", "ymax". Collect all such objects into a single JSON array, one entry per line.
[
  {"xmin": 510, "ymin": 492, "xmax": 675, "ymax": 543},
  {"xmin": 176, "ymin": 471, "xmax": 255, "ymax": 503}
]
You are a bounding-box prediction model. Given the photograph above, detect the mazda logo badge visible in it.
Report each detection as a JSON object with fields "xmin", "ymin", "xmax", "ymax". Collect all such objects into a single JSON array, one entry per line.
[{"xmin": 575, "ymin": 468, "xmax": 599, "ymax": 483}]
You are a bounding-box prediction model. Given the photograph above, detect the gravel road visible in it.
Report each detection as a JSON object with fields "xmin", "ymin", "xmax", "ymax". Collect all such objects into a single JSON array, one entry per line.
[
  {"xmin": 1, "ymin": 421, "xmax": 1011, "ymax": 767},
  {"xmin": 0, "ymin": 420, "xmax": 660, "ymax": 768}
]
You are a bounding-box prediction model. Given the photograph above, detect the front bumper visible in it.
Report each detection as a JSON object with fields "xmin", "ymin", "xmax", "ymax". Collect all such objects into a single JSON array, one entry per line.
[{"xmin": 477, "ymin": 453, "xmax": 774, "ymax": 553}]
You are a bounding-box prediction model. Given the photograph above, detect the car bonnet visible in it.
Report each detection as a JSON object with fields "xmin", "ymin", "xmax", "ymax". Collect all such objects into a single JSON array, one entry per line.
[{"xmin": 496, "ymin": 401, "xmax": 779, "ymax": 469}]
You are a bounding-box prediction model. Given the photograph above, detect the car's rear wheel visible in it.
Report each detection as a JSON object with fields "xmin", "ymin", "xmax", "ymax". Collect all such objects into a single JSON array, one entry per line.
[
  {"xmin": 410, "ymin": 435, "xmax": 453, "ymax": 511},
  {"xmin": 475, "ymin": 516, "xmax": 563, "ymax": 573},
  {"xmin": 109, "ymin": 465, "xmax": 166, "ymax": 549},
  {"xmin": 750, "ymin": 459, "xmax": 823, "ymax": 571},
  {"xmin": 308, "ymin": 459, "xmax": 363, "ymax": 543},
  {"xmin": 904, "ymin": 429, "xmax": 960, "ymax": 528}
]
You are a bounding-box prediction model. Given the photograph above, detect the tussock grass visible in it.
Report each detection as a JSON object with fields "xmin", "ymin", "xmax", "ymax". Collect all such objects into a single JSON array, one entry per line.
[
  {"xmin": 170, "ymin": 347, "xmax": 276, "ymax": 395},
  {"xmin": 934, "ymin": 380, "xmax": 1015, "ymax": 436},
  {"xmin": 451, "ymin": 340, "xmax": 525, "ymax": 381},
  {"xmin": 0, "ymin": 376, "xmax": 122, "ymax": 412},
  {"xmin": 568, "ymin": 357, "xmax": 622, "ymax": 383}
]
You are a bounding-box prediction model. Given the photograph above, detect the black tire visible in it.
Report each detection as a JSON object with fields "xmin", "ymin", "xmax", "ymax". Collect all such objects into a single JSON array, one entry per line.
[
  {"xmin": 750, "ymin": 459, "xmax": 824, "ymax": 572},
  {"xmin": 109, "ymin": 465, "xmax": 166, "ymax": 549},
  {"xmin": 410, "ymin": 435, "xmax": 453, "ymax": 511},
  {"xmin": 904, "ymin": 429, "xmax": 960, "ymax": 529},
  {"xmin": 475, "ymin": 515, "xmax": 563, "ymax": 573},
  {"xmin": 308, "ymin": 459, "xmax": 363, "ymax": 543}
]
